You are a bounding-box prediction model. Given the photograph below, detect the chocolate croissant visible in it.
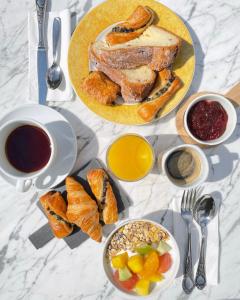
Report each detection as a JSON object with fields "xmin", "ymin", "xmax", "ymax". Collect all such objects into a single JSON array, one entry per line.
[
  {"xmin": 87, "ymin": 169, "xmax": 118, "ymax": 224},
  {"xmin": 106, "ymin": 6, "xmax": 154, "ymax": 45},
  {"xmin": 40, "ymin": 191, "xmax": 73, "ymax": 239},
  {"xmin": 137, "ymin": 69, "xmax": 182, "ymax": 122},
  {"xmin": 66, "ymin": 177, "xmax": 102, "ymax": 242}
]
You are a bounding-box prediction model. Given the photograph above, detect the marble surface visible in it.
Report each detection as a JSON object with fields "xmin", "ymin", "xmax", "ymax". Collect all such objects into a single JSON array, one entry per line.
[{"xmin": 0, "ymin": 0, "xmax": 240, "ymax": 299}]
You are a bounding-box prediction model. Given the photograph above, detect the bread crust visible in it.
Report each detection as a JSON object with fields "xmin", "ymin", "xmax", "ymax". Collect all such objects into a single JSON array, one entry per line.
[
  {"xmin": 90, "ymin": 49, "xmax": 156, "ymax": 103},
  {"xmin": 92, "ymin": 25, "xmax": 181, "ymax": 71},
  {"xmin": 92, "ymin": 43, "xmax": 179, "ymax": 71}
]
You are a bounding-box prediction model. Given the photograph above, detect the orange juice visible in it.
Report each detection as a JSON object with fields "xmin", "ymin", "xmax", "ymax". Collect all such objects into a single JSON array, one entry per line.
[{"xmin": 107, "ymin": 134, "xmax": 154, "ymax": 181}]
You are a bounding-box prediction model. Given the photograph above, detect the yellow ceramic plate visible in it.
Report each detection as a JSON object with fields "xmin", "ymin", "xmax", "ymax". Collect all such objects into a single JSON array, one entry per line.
[{"xmin": 68, "ymin": 0, "xmax": 195, "ymax": 125}]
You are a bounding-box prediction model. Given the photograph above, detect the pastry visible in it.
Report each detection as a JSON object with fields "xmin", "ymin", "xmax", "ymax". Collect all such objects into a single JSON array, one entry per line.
[
  {"xmin": 87, "ymin": 169, "xmax": 118, "ymax": 224},
  {"xmin": 137, "ymin": 69, "xmax": 182, "ymax": 122},
  {"xmin": 91, "ymin": 25, "xmax": 181, "ymax": 71},
  {"xmin": 40, "ymin": 191, "xmax": 73, "ymax": 239},
  {"xmin": 66, "ymin": 176, "xmax": 102, "ymax": 242},
  {"xmin": 82, "ymin": 71, "xmax": 120, "ymax": 105},
  {"xmin": 106, "ymin": 6, "xmax": 154, "ymax": 46}
]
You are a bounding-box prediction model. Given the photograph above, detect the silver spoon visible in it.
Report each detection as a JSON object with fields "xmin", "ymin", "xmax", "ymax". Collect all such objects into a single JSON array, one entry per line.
[
  {"xmin": 46, "ymin": 17, "xmax": 62, "ymax": 89},
  {"xmin": 193, "ymin": 194, "xmax": 216, "ymax": 290}
]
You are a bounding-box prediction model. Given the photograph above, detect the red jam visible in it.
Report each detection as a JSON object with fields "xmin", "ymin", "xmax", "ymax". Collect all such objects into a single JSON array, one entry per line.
[{"xmin": 187, "ymin": 100, "xmax": 228, "ymax": 141}]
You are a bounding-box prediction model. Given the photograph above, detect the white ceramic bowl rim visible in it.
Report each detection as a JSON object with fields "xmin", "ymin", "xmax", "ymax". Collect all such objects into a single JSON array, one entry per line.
[
  {"xmin": 183, "ymin": 93, "xmax": 237, "ymax": 146},
  {"xmin": 103, "ymin": 218, "xmax": 180, "ymax": 299}
]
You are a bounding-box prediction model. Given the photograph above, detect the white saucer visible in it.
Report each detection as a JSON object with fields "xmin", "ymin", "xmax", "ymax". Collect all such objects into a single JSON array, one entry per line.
[{"xmin": 0, "ymin": 104, "xmax": 77, "ymax": 191}]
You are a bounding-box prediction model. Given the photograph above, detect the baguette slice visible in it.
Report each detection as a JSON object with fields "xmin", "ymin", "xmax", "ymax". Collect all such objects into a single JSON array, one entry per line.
[
  {"xmin": 90, "ymin": 49, "xmax": 156, "ymax": 103},
  {"xmin": 91, "ymin": 25, "xmax": 181, "ymax": 71}
]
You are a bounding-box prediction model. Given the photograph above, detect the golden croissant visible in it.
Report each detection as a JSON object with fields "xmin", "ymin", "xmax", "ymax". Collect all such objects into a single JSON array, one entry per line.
[{"xmin": 66, "ymin": 176, "xmax": 102, "ymax": 242}]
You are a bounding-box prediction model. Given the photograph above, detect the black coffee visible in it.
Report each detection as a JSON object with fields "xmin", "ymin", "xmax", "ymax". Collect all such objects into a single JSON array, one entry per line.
[{"xmin": 5, "ymin": 125, "xmax": 51, "ymax": 173}]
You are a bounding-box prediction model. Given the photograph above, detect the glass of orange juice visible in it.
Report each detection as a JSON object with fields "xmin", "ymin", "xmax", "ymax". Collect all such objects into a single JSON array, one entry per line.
[{"xmin": 106, "ymin": 134, "xmax": 155, "ymax": 181}]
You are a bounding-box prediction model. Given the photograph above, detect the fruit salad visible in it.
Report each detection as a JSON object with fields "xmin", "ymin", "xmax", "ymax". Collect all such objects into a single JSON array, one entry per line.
[{"xmin": 107, "ymin": 222, "xmax": 173, "ymax": 296}]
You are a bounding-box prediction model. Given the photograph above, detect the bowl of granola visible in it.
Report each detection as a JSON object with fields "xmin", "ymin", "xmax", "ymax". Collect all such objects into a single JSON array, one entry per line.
[{"xmin": 103, "ymin": 219, "xmax": 180, "ymax": 298}]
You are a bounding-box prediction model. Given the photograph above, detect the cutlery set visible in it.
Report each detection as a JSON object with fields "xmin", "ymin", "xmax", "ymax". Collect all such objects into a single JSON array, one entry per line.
[
  {"xmin": 36, "ymin": 0, "xmax": 62, "ymax": 105},
  {"xmin": 181, "ymin": 189, "xmax": 216, "ymax": 293}
]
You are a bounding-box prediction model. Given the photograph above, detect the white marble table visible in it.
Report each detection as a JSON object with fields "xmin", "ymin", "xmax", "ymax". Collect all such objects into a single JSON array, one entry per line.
[{"xmin": 1, "ymin": 0, "xmax": 240, "ymax": 299}]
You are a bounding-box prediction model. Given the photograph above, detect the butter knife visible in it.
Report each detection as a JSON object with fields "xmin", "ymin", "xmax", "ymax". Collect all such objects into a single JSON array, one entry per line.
[{"xmin": 36, "ymin": 0, "xmax": 48, "ymax": 105}]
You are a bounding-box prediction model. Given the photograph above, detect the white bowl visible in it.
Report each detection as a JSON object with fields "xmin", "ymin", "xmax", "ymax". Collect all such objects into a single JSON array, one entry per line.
[
  {"xmin": 103, "ymin": 219, "xmax": 180, "ymax": 299},
  {"xmin": 161, "ymin": 144, "xmax": 209, "ymax": 189},
  {"xmin": 184, "ymin": 93, "xmax": 237, "ymax": 146}
]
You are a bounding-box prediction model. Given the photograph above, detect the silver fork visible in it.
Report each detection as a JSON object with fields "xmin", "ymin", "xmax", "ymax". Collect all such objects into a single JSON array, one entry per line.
[{"xmin": 181, "ymin": 189, "xmax": 197, "ymax": 294}]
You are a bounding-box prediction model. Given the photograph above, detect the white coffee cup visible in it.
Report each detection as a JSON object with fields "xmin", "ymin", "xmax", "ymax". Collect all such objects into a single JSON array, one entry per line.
[
  {"xmin": 0, "ymin": 118, "xmax": 56, "ymax": 192},
  {"xmin": 159, "ymin": 144, "xmax": 209, "ymax": 189}
]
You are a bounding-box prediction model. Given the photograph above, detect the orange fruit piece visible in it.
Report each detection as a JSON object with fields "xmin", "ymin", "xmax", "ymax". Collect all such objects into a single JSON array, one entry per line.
[{"xmin": 138, "ymin": 251, "xmax": 159, "ymax": 279}]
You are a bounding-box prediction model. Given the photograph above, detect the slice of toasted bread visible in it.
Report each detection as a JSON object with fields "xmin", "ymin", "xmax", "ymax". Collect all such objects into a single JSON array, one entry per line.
[
  {"xmin": 90, "ymin": 50, "xmax": 156, "ymax": 103},
  {"xmin": 82, "ymin": 71, "xmax": 120, "ymax": 105},
  {"xmin": 106, "ymin": 6, "xmax": 154, "ymax": 45},
  {"xmin": 91, "ymin": 25, "xmax": 180, "ymax": 71}
]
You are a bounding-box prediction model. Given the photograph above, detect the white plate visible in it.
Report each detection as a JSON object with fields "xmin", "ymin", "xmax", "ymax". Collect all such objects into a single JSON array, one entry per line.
[
  {"xmin": 103, "ymin": 219, "xmax": 180, "ymax": 299},
  {"xmin": 0, "ymin": 104, "xmax": 77, "ymax": 191}
]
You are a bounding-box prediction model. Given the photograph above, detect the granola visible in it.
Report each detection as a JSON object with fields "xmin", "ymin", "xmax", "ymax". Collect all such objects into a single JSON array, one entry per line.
[{"xmin": 106, "ymin": 221, "xmax": 169, "ymax": 258}]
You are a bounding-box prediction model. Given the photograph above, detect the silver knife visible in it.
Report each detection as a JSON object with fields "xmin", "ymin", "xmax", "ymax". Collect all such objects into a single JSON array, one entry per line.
[{"xmin": 36, "ymin": 0, "xmax": 48, "ymax": 105}]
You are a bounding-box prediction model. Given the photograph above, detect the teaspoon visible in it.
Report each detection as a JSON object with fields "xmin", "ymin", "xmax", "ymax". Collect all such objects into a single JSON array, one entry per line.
[
  {"xmin": 46, "ymin": 17, "xmax": 62, "ymax": 89},
  {"xmin": 193, "ymin": 194, "xmax": 216, "ymax": 289}
]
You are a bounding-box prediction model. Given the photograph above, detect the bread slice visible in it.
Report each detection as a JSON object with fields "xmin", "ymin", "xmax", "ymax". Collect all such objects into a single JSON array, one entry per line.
[
  {"xmin": 90, "ymin": 50, "xmax": 156, "ymax": 103},
  {"xmin": 91, "ymin": 25, "xmax": 181, "ymax": 71}
]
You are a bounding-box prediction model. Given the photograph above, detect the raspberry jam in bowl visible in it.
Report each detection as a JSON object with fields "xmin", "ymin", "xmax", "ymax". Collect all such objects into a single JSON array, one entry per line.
[
  {"xmin": 187, "ymin": 100, "xmax": 228, "ymax": 141},
  {"xmin": 184, "ymin": 94, "xmax": 237, "ymax": 146}
]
